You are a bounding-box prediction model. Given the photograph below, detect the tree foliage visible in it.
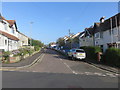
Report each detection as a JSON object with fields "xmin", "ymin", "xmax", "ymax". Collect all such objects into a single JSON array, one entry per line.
[
  {"xmin": 31, "ymin": 39, "xmax": 44, "ymax": 47},
  {"xmin": 56, "ymin": 37, "xmax": 65, "ymax": 47}
]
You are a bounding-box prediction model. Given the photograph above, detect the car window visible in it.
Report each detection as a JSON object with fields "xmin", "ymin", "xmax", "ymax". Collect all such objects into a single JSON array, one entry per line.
[{"xmin": 76, "ymin": 50, "xmax": 85, "ymax": 53}]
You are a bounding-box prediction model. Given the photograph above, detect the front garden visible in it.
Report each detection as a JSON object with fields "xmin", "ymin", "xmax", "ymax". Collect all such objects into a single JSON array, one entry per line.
[{"xmin": 1, "ymin": 46, "xmax": 41, "ymax": 63}]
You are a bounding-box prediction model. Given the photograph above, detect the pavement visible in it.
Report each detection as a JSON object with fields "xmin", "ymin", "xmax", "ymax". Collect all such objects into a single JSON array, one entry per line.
[
  {"xmin": 2, "ymin": 49, "xmax": 44, "ymax": 67},
  {"xmin": 85, "ymin": 60, "xmax": 119, "ymax": 74},
  {"xmin": 2, "ymin": 49, "xmax": 119, "ymax": 88}
]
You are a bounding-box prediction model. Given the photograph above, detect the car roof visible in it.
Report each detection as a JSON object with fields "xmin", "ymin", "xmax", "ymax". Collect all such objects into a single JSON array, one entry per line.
[{"xmin": 70, "ymin": 49, "xmax": 84, "ymax": 51}]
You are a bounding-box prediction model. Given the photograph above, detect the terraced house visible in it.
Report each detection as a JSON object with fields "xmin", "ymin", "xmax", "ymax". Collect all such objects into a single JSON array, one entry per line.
[{"xmin": 0, "ymin": 14, "xmax": 19, "ymax": 51}]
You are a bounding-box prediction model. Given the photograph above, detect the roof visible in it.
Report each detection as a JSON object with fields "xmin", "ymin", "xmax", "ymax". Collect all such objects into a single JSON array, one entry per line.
[
  {"xmin": 0, "ymin": 16, "xmax": 6, "ymax": 21},
  {"xmin": 85, "ymin": 27, "xmax": 94, "ymax": 36},
  {"xmin": 18, "ymin": 31, "xmax": 30, "ymax": 39},
  {"xmin": 0, "ymin": 15, "xmax": 17, "ymax": 29},
  {"xmin": 72, "ymin": 32, "xmax": 81, "ymax": 39},
  {"xmin": 94, "ymin": 13, "xmax": 120, "ymax": 33},
  {"xmin": 6, "ymin": 20, "xmax": 16, "ymax": 26},
  {"xmin": 0, "ymin": 30, "xmax": 19, "ymax": 41}
]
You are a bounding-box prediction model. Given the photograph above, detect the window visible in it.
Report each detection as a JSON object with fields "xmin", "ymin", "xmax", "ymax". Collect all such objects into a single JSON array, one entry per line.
[
  {"xmin": 5, "ymin": 40, "xmax": 7, "ymax": 45},
  {"xmin": 118, "ymin": 44, "xmax": 120, "ymax": 49},
  {"xmin": 95, "ymin": 33, "xmax": 100, "ymax": 38},
  {"xmin": 100, "ymin": 32, "xmax": 103, "ymax": 38},
  {"xmin": 113, "ymin": 29, "xmax": 117, "ymax": 36},
  {"xmin": 4, "ymin": 23, "xmax": 8, "ymax": 30},
  {"xmin": 12, "ymin": 29, "xmax": 14, "ymax": 34},
  {"xmin": 11, "ymin": 27, "xmax": 15, "ymax": 34}
]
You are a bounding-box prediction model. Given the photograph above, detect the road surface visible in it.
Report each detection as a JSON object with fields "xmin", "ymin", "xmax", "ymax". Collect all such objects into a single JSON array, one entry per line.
[{"xmin": 2, "ymin": 49, "xmax": 119, "ymax": 88}]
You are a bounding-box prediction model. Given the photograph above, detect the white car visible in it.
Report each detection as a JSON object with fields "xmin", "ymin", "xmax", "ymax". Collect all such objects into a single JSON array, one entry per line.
[{"xmin": 67, "ymin": 49, "xmax": 86, "ymax": 60}]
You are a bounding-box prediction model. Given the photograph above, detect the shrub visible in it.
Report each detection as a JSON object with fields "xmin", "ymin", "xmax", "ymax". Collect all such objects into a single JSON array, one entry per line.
[
  {"xmin": 80, "ymin": 46, "xmax": 101, "ymax": 60},
  {"xmin": 28, "ymin": 49, "xmax": 34, "ymax": 55},
  {"xmin": 103, "ymin": 48, "xmax": 120, "ymax": 67},
  {"xmin": 34, "ymin": 46, "xmax": 40, "ymax": 51},
  {"xmin": 3, "ymin": 51, "xmax": 10, "ymax": 60}
]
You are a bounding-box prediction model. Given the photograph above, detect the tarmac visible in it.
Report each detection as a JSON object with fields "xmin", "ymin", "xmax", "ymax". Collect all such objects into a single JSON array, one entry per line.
[{"xmin": 1, "ymin": 49, "xmax": 120, "ymax": 74}]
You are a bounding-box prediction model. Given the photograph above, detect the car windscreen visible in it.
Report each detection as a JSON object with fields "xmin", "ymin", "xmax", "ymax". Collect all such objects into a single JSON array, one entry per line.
[{"xmin": 76, "ymin": 50, "xmax": 85, "ymax": 53}]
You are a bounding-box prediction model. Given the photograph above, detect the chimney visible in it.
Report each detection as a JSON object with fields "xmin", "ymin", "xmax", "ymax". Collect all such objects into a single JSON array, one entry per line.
[{"xmin": 100, "ymin": 16, "xmax": 105, "ymax": 23}]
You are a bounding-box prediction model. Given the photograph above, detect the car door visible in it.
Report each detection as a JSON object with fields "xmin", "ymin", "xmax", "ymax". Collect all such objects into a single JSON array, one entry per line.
[{"xmin": 68, "ymin": 49, "xmax": 73, "ymax": 57}]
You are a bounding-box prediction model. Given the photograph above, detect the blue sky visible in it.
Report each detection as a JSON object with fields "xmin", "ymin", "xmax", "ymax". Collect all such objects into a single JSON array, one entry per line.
[{"xmin": 2, "ymin": 2, "xmax": 118, "ymax": 44}]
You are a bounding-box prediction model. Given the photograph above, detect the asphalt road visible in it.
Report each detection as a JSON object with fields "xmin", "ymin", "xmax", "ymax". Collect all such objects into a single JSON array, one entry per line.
[{"xmin": 2, "ymin": 49, "xmax": 119, "ymax": 88}]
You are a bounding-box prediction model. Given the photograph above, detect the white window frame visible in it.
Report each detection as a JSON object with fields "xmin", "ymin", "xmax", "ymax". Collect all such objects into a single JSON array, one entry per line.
[{"xmin": 95, "ymin": 32, "xmax": 100, "ymax": 39}]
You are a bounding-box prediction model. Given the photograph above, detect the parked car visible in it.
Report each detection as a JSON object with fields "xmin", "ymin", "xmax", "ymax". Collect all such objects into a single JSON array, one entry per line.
[{"xmin": 67, "ymin": 49, "xmax": 86, "ymax": 60}]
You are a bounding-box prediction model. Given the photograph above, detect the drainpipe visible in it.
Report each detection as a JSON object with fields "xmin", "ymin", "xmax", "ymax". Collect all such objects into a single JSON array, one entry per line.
[
  {"xmin": 115, "ymin": 15, "xmax": 119, "ymax": 48},
  {"xmin": 110, "ymin": 18, "xmax": 113, "ymax": 45}
]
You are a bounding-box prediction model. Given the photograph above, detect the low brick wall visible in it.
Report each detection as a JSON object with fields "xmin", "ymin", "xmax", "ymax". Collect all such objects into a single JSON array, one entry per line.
[
  {"xmin": 9, "ymin": 49, "xmax": 41, "ymax": 63},
  {"xmin": 9, "ymin": 56, "xmax": 21, "ymax": 63}
]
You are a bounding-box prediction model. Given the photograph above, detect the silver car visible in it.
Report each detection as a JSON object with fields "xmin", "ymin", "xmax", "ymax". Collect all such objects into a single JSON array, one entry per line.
[{"xmin": 67, "ymin": 49, "xmax": 86, "ymax": 60}]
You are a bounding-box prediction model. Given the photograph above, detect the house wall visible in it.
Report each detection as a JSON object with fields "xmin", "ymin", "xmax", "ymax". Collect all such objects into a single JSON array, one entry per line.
[
  {"xmin": 94, "ymin": 26, "xmax": 120, "ymax": 52},
  {"xmin": 0, "ymin": 20, "xmax": 19, "ymax": 51},
  {"xmin": 18, "ymin": 33, "xmax": 29, "ymax": 48},
  {"xmin": 79, "ymin": 36, "xmax": 94, "ymax": 47}
]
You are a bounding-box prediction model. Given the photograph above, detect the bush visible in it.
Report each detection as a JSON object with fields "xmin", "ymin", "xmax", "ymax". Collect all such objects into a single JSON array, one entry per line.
[
  {"xmin": 103, "ymin": 48, "xmax": 120, "ymax": 67},
  {"xmin": 19, "ymin": 48, "xmax": 29, "ymax": 56},
  {"xmin": 34, "ymin": 46, "xmax": 40, "ymax": 51},
  {"xmin": 28, "ymin": 49, "xmax": 34, "ymax": 55},
  {"xmin": 3, "ymin": 51, "xmax": 10, "ymax": 60},
  {"xmin": 80, "ymin": 46, "xmax": 101, "ymax": 60}
]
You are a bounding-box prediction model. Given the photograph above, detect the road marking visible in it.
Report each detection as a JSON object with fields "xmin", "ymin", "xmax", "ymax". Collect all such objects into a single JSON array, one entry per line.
[
  {"xmin": 60, "ymin": 58, "xmax": 77, "ymax": 75},
  {"xmin": 27, "ymin": 54, "xmax": 45, "ymax": 67},
  {"xmin": 106, "ymin": 73, "xmax": 116, "ymax": 77},
  {"xmin": 85, "ymin": 72, "xmax": 94, "ymax": 75},
  {"xmin": 81, "ymin": 61, "xmax": 119, "ymax": 74},
  {"xmin": 60, "ymin": 59, "xmax": 62, "ymax": 61}
]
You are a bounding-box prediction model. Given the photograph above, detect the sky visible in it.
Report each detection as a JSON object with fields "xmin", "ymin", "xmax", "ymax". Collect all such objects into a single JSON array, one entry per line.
[{"xmin": 2, "ymin": 2, "xmax": 119, "ymax": 44}]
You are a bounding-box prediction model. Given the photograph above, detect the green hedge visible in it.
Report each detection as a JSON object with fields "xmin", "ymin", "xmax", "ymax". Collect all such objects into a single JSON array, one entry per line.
[
  {"xmin": 80, "ymin": 46, "xmax": 101, "ymax": 60},
  {"xmin": 103, "ymin": 48, "xmax": 120, "ymax": 67}
]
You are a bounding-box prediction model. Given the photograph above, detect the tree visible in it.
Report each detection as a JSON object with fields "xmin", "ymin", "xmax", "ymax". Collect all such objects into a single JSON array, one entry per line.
[
  {"xmin": 31, "ymin": 39, "xmax": 44, "ymax": 47},
  {"xmin": 56, "ymin": 37, "xmax": 65, "ymax": 47}
]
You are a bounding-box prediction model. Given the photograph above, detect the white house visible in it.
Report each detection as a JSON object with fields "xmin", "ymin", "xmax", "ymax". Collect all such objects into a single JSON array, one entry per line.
[
  {"xmin": 0, "ymin": 15, "xmax": 19, "ymax": 51},
  {"xmin": 17, "ymin": 31, "xmax": 29, "ymax": 48},
  {"xmin": 79, "ymin": 27, "xmax": 94, "ymax": 47},
  {"xmin": 94, "ymin": 13, "xmax": 120, "ymax": 52}
]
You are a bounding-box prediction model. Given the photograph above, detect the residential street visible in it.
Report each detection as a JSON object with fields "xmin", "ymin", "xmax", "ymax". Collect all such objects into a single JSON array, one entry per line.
[{"xmin": 2, "ymin": 49, "xmax": 119, "ymax": 88}]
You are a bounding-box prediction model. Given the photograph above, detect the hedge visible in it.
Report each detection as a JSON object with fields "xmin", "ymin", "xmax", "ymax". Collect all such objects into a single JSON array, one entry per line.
[
  {"xmin": 103, "ymin": 48, "xmax": 120, "ymax": 67},
  {"xmin": 80, "ymin": 46, "xmax": 101, "ymax": 60}
]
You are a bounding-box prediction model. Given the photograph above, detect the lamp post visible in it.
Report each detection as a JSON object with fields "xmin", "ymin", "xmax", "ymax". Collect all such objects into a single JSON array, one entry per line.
[
  {"xmin": 69, "ymin": 29, "xmax": 72, "ymax": 49},
  {"xmin": 30, "ymin": 22, "xmax": 33, "ymax": 46}
]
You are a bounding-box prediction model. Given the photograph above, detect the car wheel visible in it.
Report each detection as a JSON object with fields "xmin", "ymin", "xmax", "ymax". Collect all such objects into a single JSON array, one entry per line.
[{"xmin": 72, "ymin": 56, "xmax": 75, "ymax": 61}]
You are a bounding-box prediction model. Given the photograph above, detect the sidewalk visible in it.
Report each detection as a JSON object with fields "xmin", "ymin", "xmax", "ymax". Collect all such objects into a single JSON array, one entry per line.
[
  {"xmin": 2, "ymin": 51, "xmax": 42, "ymax": 67},
  {"xmin": 84, "ymin": 59, "xmax": 119, "ymax": 74}
]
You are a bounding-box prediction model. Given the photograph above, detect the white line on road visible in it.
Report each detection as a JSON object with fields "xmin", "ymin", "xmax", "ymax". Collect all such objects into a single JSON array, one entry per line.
[
  {"xmin": 30, "ymin": 54, "xmax": 45, "ymax": 67},
  {"xmin": 106, "ymin": 73, "xmax": 117, "ymax": 77},
  {"xmin": 60, "ymin": 58, "xmax": 78, "ymax": 75},
  {"xmin": 83, "ymin": 62, "xmax": 118, "ymax": 74}
]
